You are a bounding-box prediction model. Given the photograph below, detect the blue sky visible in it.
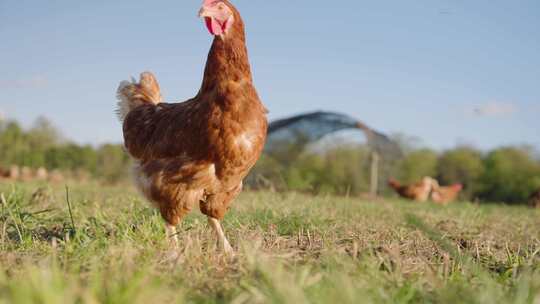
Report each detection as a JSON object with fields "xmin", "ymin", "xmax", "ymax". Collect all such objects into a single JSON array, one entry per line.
[{"xmin": 1, "ymin": 0, "xmax": 539, "ymax": 150}]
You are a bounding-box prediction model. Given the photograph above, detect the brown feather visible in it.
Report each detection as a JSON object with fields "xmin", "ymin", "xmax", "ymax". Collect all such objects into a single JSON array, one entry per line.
[
  {"xmin": 431, "ymin": 184, "xmax": 462, "ymax": 205},
  {"xmin": 121, "ymin": 1, "xmax": 267, "ymax": 225},
  {"xmin": 388, "ymin": 177, "xmax": 433, "ymax": 202}
]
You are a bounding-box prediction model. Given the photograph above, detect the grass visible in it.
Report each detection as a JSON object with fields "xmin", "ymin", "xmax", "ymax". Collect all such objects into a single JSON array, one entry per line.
[{"xmin": 0, "ymin": 181, "xmax": 539, "ymax": 304}]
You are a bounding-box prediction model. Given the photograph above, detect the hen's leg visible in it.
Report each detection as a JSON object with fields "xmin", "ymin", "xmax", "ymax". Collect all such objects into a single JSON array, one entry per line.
[
  {"xmin": 208, "ymin": 217, "xmax": 233, "ymax": 254},
  {"xmin": 159, "ymin": 191, "xmax": 197, "ymax": 250},
  {"xmin": 165, "ymin": 224, "xmax": 179, "ymax": 248},
  {"xmin": 200, "ymin": 183, "xmax": 242, "ymax": 254}
]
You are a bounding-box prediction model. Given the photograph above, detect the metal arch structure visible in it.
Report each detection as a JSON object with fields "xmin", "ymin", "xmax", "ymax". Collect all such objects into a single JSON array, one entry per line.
[
  {"xmin": 264, "ymin": 111, "xmax": 403, "ymax": 195},
  {"xmin": 265, "ymin": 111, "xmax": 402, "ymax": 160}
]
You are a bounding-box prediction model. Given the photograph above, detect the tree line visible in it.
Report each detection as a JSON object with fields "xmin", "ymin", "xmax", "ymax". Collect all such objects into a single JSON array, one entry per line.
[
  {"xmin": 0, "ymin": 117, "xmax": 130, "ymax": 182},
  {"xmin": 1, "ymin": 117, "xmax": 539, "ymax": 204},
  {"xmin": 249, "ymin": 139, "xmax": 540, "ymax": 205}
]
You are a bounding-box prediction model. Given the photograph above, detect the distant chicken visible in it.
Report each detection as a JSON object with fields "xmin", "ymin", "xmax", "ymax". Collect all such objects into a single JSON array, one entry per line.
[
  {"xmin": 0, "ymin": 165, "xmax": 19, "ymax": 180},
  {"xmin": 0, "ymin": 167, "xmax": 8, "ymax": 179},
  {"xmin": 528, "ymin": 189, "xmax": 540, "ymax": 208},
  {"xmin": 116, "ymin": 0, "xmax": 267, "ymax": 253},
  {"xmin": 388, "ymin": 177, "xmax": 433, "ymax": 202},
  {"xmin": 430, "ymin": 180, "xmax": 463, "ymax": 205}
]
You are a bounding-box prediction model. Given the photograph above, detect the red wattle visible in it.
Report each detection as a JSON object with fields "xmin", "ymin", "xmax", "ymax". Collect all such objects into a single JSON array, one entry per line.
[
  {"xmin": 205, "ymin": 17, "xmax": 214, "ymax": 35},
  {"xmin": 204, "ymin": 17, "xmax": 223, "ymax": 36}
]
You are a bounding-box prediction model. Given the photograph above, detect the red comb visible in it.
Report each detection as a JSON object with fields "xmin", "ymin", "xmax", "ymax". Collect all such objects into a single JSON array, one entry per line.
[{"xmin": 203, "ymin": 0, "xmax": 220, "ymax": 5}]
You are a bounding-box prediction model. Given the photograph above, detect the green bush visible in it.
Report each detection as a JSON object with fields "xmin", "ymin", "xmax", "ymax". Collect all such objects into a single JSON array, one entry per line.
[
  {"xmin": 478, "ymin": 147, "xmax": 540, "ymax": 204},
  {"xmin": 436, "ymin": 147, "xmax": 484, "ymax": 200},
  {"xmin": 249, "ymin": 144, "xmax": 371, "ymax": 196},
  {"xmin": 2, "ymin": 117, "xmax": 540, "ymax": 204},
  {"xmin": 0, "ymin": 118, "xmax": 129, "ymax": 183},
  {"xmin": 250, "ymin": 143, "xmax": 540, "ymax": 205},
  {"xmin": 396, "ymin": 148, "xmax": 438, "ymax": 184}
]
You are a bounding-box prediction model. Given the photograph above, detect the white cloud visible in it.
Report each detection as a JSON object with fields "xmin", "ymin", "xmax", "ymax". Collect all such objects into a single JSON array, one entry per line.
[
  {"xmin": 466, "ymin": 102, "xmax": 517, "ymax": 117},
  {"xmin": 0, "ymin": 76, "xmax": 48, "ymax": 89}
]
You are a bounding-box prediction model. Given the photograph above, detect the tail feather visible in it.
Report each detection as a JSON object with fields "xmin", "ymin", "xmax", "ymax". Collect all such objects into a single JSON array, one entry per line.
[{"xmin": 116, "ymin": 72, "xmax": 162, "ymax": 122}]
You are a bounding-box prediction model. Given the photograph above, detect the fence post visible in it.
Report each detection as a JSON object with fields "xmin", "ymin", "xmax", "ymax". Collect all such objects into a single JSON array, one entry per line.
[{"xmin": 370, "ymin": 151, "xmax": 379, "ymax": 197}]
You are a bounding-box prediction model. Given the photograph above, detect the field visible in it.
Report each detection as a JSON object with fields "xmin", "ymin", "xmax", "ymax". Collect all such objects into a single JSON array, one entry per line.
[{"xmin": 0, "ymin": 182, "xmax": 539, "ymax": 303}]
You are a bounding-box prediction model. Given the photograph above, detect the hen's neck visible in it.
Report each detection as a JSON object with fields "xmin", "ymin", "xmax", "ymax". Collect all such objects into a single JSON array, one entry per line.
[{"xmin": 199, "ymin": 31, "xmax": 253, "ymax": 95}]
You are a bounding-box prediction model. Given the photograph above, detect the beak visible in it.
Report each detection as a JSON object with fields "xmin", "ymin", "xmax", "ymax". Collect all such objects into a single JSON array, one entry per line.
[{"xmin": 198, "ymin": 7, "xmax": 208, "ymax": 18}]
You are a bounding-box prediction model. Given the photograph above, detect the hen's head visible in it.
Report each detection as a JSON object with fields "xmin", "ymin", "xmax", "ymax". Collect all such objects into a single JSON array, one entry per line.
[{"xmin": 199, "ymin": 0, "xmax": 237, "ymax": 37}]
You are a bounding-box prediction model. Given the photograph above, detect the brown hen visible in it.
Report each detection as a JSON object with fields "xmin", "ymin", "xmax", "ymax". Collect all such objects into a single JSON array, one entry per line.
[
  {"xmin": 116, "ymin": 0, "xmax": 267, "ymax": 253},
  {"xmin": 388, "ymin": 177, "xmax": 433, "ymax": 202},
  {"xmin": 528, "ymin": 189, "xmax": 540, "ymax": 208},
  {"xmin": 430, "ymin": 180, "xmax": 463, "ymax": 205}
]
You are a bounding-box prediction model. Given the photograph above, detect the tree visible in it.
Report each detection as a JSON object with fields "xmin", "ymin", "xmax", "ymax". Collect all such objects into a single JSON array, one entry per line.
[
  {"xmin": 436, "ymin": 147, "xmax": 484, "ymax": 200},
  {"xmin": 0, "ymin": 117, "xmax": 132, "ymax": 183},
  {"xmin": 397, "ymin": 149, "xmax": 438, "ymax": 183},
  {"xmin": 478, "ymin": 147, "xmax": 540, "ymax": 204},
  {"xmin": 28, "ymin": 117, "xmax": 61, "ymax": 147},
  {"xmin": 0, "ymin": 121, "xmax": 26, "ymax": 166},
  {"xmin": 96, "ymin": 144, "xmax": 130, "ymax": 182},
  {"xmin": 248, "ymin": 144, "xmax": 372, "ymax": 195},
  {"xmin": 390, "ymin": 133, "xmax": 424, "ymax": 155}
]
